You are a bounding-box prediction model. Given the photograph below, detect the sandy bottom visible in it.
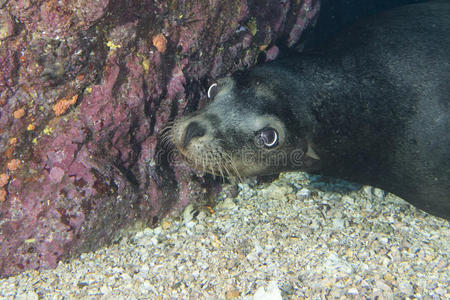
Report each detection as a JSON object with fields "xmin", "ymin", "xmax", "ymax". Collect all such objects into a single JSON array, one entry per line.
[{"xmin": 1, "ymin": 172, "xmax": 448, "ymax": 299}]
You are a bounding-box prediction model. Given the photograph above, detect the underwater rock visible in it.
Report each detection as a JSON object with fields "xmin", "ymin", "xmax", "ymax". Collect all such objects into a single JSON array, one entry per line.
[{"xmin": 0, "ymin": 0, "xmax": 319, "ymax": 277}]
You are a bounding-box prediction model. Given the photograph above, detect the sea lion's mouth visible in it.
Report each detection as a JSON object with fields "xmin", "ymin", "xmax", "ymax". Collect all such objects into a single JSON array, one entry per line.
[
  {"xmin": 160, "ymin": 122, "xmax": 243, "ymax": 182},
  {"xmin": 178, "ymin": 145, "xmax": 242, "ymax": 182}
]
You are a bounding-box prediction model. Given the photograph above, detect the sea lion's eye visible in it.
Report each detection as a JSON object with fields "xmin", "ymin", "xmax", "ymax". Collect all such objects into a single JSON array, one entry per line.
[
  {"xmin": 258, "ymin": 127, "xmax": 278, "ymax": 148},
  {"xmin": 207, "ymin": 83, "xmax": 219, "ymax": 99}
]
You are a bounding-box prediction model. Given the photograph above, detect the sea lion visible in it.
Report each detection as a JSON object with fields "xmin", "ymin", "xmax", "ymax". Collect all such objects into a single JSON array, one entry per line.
[{"xmin": 168, "ymin": 2, "xmax": 450, "ymax": 219}]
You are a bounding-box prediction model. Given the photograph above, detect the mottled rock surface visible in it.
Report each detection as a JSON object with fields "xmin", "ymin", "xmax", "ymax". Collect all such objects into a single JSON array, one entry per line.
[{"xmin": 0, "ymin": 0, "xmax": 319, "ymax": 277}]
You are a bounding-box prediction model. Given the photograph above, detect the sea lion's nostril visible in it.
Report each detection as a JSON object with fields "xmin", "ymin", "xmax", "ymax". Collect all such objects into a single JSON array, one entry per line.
[{"xmin": 183, "ymin": 121, "xmax": 206, "ymax": 148}]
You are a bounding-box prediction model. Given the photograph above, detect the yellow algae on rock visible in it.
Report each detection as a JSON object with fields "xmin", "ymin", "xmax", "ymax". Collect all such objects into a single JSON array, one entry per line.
[
  {"xmin": 106, "ymin": 40, "xmax": 122, "ymax": 50},
  {"xmin": 43, "ymin": 125, "xmax": 53, "ymax": 135},
  {"xmin": 247, "ymin": 18, "xmax": 258, "ymax": 36}
]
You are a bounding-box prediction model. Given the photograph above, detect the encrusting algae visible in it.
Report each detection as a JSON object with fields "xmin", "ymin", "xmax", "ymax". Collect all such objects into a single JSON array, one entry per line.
[
  {"xmin": 13, "ymin": 108, "xmax": 25, "ymax": 119},
  {"xmin": 0, "ymin": 173, "xmax": 9, "ymax": 187},
  {"xmin": 152, "ymin": 33, "xmax": 167, "ymax": 53},
  {"xmin": 7, "ymin": 159, "xmax": 20, "ymax": 171},
  {"xmin": 53, "ymin": 95, "xmax": 78, "ymax": 116}
]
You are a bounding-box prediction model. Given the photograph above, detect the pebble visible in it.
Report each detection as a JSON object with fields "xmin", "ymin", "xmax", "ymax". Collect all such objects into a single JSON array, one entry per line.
[
  {"xmin": 296, "ymin": 187, "xmax": 311, "ymax": 198},
  {"xmin": 398, "ymin": 280, "xmax": 414, "ymax": 295},
  {"xmin": 373, "ymin": 187, "xmax": 385, "ymax": 199},
  {"xmin": 0, "ymin": 171, "xmax": 448, "ymax": 299},
  {"xmin": 362, "ymin": 185, "xmax": 373, "ymax": 196},
  {"xmin": 253, "ymin": 280, "xmax": 282, "ymax": 300}
]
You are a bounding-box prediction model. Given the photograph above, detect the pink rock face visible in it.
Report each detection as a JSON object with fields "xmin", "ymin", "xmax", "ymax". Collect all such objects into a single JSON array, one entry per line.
[{"xmin": 0, "ymin": 0, "xmax": 320, "ymax": 277}]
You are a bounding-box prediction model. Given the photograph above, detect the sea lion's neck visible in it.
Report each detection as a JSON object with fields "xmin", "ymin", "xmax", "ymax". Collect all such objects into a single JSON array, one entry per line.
[{"xmin": 289, "ymin": 54, "xmax": 411, "ymax": 185}]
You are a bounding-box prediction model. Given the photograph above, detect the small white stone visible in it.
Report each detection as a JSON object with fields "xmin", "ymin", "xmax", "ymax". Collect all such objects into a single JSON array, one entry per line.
[
  {"xmin": 139, "ymin": 264, "xmax": 150, "ymax": 274},
  {"xmin": 153, "ymin": 227, "xmax": 162, "ymax": 235},
  {"xmin": 100, "ymin": 285, "xmax": 112, "ymax": 295},
  {"xmin": 150, "ymin": 237, "xmax": 159, "ymax": 246},
  {"xmin": 246, "ymin": 251, "xmax": 259, "ymax": 262},
  {"xmin": 398, "ymin": 280, "xmax": 414, "ymax": 295},
  {"xmin": 296, "ymin": 188, "xmax": 311, "ymax": 198},
  {"xmin": 332, "ymin": 217, "xmax": 345, "ymax": 230},
  {"xmin": 341, "ymin": 195, "xmax": 355, "ymax": 205},
  {"xmin": 362, "ymin": 185, "xmax": 373, "ymax": 196},
  {"xmin": 373, "ymin": 188, "xmax": 385, "ymax": 199},
  {"xmin": 16, "ymin": 291, "xmax": 39, "ymax": 300},
  {"xmin": 219, "ymin": 197, "xmax": 237, "ymax": 209},
  {"xmin": 183, "ymin": 204, "xmax": 196, "ymax": 223},
  {"xmin": 375, "ymin": 280, "xmax": 392, "ymax": 293},
  {"xmin": 87, "ymin": 288, "xmax": 100, "ymax": 295},
  {"xmin": 185, "ymin": 220, "xmax": 196, "ymax": 229},
  {"xmin": 324, "ymin": 253, "xmax": 353, "ymax": 274},
  {"xmin": 142, "ymin": 280, "xmax": 153, "ymax": 291},
  {"xmin": 253, "ymin": 280, "xmax": 282, "ymax": 300},
  {"xmin": 134, "ymin": 231, "xmax": 144, "ymax": 239},
  {"xmin": 143, "ymin": 227, "xmax": 154, "ymax": 235}
]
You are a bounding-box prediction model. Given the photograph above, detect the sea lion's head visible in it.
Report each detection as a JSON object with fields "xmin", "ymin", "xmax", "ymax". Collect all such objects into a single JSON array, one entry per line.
[{"xmin": 167, "ymin": 73, "xmax": 320, "ymax": 180}]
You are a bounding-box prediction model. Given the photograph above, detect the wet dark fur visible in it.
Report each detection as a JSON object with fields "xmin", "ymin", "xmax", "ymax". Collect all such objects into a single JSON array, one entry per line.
[{"xmin": 171, "ymin": 2, "xmax": 450, "ymax": 219}]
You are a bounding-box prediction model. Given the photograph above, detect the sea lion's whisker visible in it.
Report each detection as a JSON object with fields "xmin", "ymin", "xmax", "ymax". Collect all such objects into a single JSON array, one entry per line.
[
  {"xmin": 160, "ymin": 139, "xmax": 175, "ymax": 151},
  {"xmin": 193, "ymin": 155, "xmax": 198, "ymax": 170},
  {"xmin": 158, "ymin": 125, "xmax": 173, "ymax": 137},
  {"xmin": 201, "ymin": 155, "xmax": 206, "ymax": 176},
  {"xmin": 215, "ymin": 153, "xmax": 226, "ymax": 183},
  {"xmin": 220, "ymin": 152, "xmax": 234, "ymax": 178},
  {"xmin": 221, "ymin": 159, "xmax": 232, "ymax": 179},
  {"xmin": 223, "ymin": 152, "xmax": 241, "ymax": 181},
  {"xmin": 216, "ymin": 161, "xmax": 224, "ymax": 182},
  {"xmin": 210, "ymin": 163, "xmax": 216, "ymax": 179},
  {"xmin": 208, "ymin": 150, "xmax": 217, "ymax": 179},
  {"xmin": 160, "ymin": 135, "xmax": 172, "ymax": 145}
]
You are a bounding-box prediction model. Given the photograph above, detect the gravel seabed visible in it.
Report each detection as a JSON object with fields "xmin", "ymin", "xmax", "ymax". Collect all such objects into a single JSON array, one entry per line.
[{"xmin": 1, "ymin": 172, "xmax": 449, "ymax": 299}]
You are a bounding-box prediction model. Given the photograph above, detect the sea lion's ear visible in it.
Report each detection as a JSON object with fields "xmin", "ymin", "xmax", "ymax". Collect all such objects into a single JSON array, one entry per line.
[
  {"xmin": 207, "ymin": 83, "xmax": 219, "ymax": 99},
  {"xmin": 306, "ymin": 143, "xmax": 320, "ymax": 160}
]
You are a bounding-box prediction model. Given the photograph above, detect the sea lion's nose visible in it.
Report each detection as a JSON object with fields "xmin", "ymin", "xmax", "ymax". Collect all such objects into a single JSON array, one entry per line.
[{"xmin": 183, "ymin": 121, "xmax": 205, "ymax": 148}]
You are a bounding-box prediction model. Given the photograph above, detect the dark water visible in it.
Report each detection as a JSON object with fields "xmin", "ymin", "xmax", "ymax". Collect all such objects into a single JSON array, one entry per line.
[{"xmin": 295, "ymin": 0, "xmax": 426, "ymax": 51}]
